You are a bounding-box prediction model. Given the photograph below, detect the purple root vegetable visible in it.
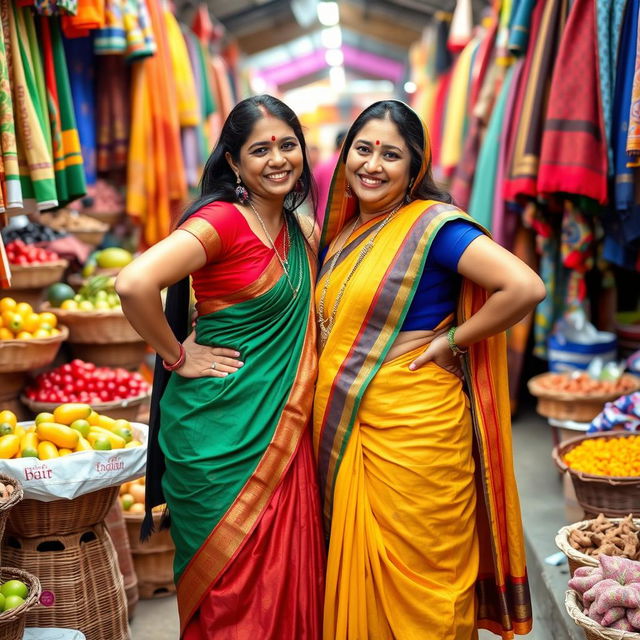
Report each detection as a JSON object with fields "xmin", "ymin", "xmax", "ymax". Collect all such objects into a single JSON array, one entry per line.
[
  {"xmin": 602, "ymin": 606, "xmax": 626, "ymax": 626},
  {"xmin": 600, "ymin": 555, "xmax": 640, "ymax": 585},
  {"xmin": 574, "ymin": 566, "xmax": 598, "ymax": 578},
  {"xmin": 627, "ymin": 607, "xmax": 640, "ymax": 629},
  {"xmin": 610, "ymin": 617, "xmax": 635, "ymax": 631},
  {"xmin": 569, "ymin": 569, "xmax": 604, "ymax": 594},
  {"xmin": 595, "ymin": 582, "xmax": 640, "ymax": 614},
  {"xmin": 588, "ymin": 601, "xmax": 606, "ymax": 625},
  {"xmin": 584, "ymin": 579, "xmax": 620, "ymax": 607}
]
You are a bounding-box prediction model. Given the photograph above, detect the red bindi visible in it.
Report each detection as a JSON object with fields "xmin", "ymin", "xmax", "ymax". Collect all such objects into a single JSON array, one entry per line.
[
  {"xmin": 271, "ymin": 136, "xmax": 276, "ymax": 141},
  {"xmin": 375, "ymin": 140, "xmax": 380, "ymax": 145}
]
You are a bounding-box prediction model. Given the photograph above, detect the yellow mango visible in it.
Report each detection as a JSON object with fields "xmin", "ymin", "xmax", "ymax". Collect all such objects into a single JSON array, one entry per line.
[
  {"xmin": 52, "ymin": 403, "xmax": 92, "ymax": 426},
  {"xmin": 13, "ymin": 424, "xmax": 26, "ymax": 439},
  {"xmin": 124, "ymin": 440, "xmax": 143, "ymax": 449},
  {"xmin": 74, "ymin": 436, "xmax": 93, "ymax": 452},
  {"xmin": 88, "ymin": 427, "xmax": 125, "ymax": 449},
  {"xmin": 38, "ymin": 441, "xmax": 59, "ymax": 460},
  {"xmin": 87, "ymin": 411, "xmax": 100, "ymax": 426},
  {"xmin": 0, "ymin": 434, "xmax": 20, "ymax": 459},
  {"xmin": 20, "ymin": 433, "xmax": 39, "ymax": 458},
  {"xmin": 96, "ymin": 415, "xmax": 116, "ymax": 429},
  {"xmin": 36, "ymin": 422, "xmax": 80, "ymax": 449},
  {"xmin": 58, "ymin": 448, "xmax": 73, "ymax": 456}
]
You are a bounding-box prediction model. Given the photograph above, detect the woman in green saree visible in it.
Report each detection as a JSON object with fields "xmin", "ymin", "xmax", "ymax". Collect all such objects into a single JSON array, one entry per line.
[{"xmin": 116, "ymin": 95, "xmax": 324, "ymax": 638}]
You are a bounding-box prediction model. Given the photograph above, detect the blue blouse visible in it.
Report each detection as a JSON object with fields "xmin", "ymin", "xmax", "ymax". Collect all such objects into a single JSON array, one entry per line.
[{"xmin": 319, "ymin": 219, "xmax": 483, "ymax": 331}]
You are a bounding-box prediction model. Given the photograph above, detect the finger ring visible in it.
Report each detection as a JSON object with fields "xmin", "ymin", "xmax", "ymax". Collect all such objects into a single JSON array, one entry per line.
[{"xmin": 210, "ymin": 362, "xmax": 217, "ymax": 370}]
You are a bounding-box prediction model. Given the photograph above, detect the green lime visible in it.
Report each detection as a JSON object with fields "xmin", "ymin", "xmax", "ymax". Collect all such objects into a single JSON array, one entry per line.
[
  {"xmin": 46, "ymin": 283, "xmax": 75, "ymax": 308},
  {"xmin": 3, "ymin": 595, "xmax": 25, "ymax": 611},
  {"xmin": 70, "ymin": 419, "xmax": 91, "ymax": 438},
  {"xmin": 92, "ymin": 437, "xmax": 112, "ymax": 451},
  {"xmin": 112, "ymin": 426, "xmax": 133, "ymax": 443}
]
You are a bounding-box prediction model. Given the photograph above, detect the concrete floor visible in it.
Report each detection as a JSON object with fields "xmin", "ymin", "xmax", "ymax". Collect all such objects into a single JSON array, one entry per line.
[{"xmin": 130, "ymin": 403, "xmax": 577, "ymax": 640}]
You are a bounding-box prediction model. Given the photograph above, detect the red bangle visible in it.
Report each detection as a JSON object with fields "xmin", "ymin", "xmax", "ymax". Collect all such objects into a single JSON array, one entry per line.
[{"xmin": 162, "ymin": 343, "xmax": 185, "ymax": 371}]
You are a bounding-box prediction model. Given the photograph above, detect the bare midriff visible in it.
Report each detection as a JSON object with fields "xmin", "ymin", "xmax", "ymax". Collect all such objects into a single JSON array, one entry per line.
[{"xmin": 384, "ymin": 328, "xmax": 440, "ymax": 363}]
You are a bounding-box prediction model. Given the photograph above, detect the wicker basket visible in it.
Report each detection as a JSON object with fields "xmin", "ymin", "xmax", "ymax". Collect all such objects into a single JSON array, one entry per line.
[
  {"xmin": 0, "ymin": 566, "xmax": 41, "ymax": 640},
  {"xmin": 7, "ymin": 485, "xmax": 119, "ymax": 538},
  {"xmin": 40, "ymin": 303, "xmax": 141, "ymax": 345},
  {"xmin": 553, "ymin": 433, "xmax": 640, "ymax": 518},
  {"xmin": 105, "ymin": 501, "xmax": 138, "ymax": 621},
  {"xmin": 124, "ymin": 511, "xmax": 175, "ymax": 599},
  {"xmin": 71, "ymin": 229, "xmax": 107, "ymax": 248},
  {"xmin": 565, "ymin": 589, "xmax": 640, "ymax": 639},
  {"xmin": 528, "ymin": 373, "xmax": 640, "ymax": 422},
  {"xmin": 0, "ymin": 474, "xmax": 23, "ymax": 564},
  {"xmin": 555, "ymin": 517, "xmax": 640, "ymax": 577},
  {"xmin": 7, "ymin": 260, "xmax": 68, "ymax": 290},
  {"xmin": 82, "ymin": 210, "xmax": 123, "ymax": 227},
  {"xmin": 0, "ymin": 326, "xmax": 69, "ymax": 374},
  {"xmin": 21, "ymin": 392, "xmax": 150, "ymax": 422},
  {"xmin": 2, "ymin": 524, "xmax": 128, "ymax": 640}
]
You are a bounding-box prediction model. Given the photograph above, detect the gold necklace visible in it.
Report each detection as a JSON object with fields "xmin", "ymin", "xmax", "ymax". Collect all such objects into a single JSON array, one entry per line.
[
  {"xmin": 248, "ymin": 201, "xmax": 302, "ymax": 298},
  {"xmin": 317, "ymin": 203, "xmax": 402, "ymax": 347}
]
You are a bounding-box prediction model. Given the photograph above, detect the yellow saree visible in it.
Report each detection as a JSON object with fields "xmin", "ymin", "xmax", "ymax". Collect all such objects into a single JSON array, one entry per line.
[{"xmin": 315, "ymin": 107, "xmax": 532, "ymax": 638}]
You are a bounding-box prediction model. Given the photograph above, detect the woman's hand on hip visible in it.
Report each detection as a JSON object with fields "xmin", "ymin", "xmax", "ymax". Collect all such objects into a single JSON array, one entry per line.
[
  {"xmin": 175, "ymin": 332, "xmax": 244, "ymax": 379},
  {"xmin": 408, "ymin": 334, "xmax": 463, "ymax": 379}
]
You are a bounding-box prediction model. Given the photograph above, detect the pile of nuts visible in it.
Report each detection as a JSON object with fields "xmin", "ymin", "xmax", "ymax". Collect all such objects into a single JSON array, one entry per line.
[{"xmin": 569, "ymin": 514, "xmax": 640, "ymax": 560}]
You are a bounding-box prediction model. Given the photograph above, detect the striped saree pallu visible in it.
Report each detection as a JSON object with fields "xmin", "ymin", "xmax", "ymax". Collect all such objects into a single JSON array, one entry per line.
[
  {"xmin": 159, "ymin": 224, "xmax": 323, "ymax": 638},
  {"xmin": 314, "ymin": 200, "xmax": 532, "ymax": 638}
]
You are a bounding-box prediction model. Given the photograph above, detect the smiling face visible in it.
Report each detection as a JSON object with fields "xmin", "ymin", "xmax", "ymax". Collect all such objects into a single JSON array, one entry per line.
[
  {"xmin": 226, "ymin": 115, "xmax": 304, "ymax": 205},
  {"xmin": 344, "ymin": 114, "xmax": 412, "ymax": 216}
]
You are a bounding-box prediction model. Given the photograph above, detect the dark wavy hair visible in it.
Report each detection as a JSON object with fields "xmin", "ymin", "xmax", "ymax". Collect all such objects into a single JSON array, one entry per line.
[
  {"xmin": 177, "ymin": 94, "xmax": 315, "ymax": 226},
  {"xmin": 340, "ymin": 100, "xmax": 452, "ymax": 204}
]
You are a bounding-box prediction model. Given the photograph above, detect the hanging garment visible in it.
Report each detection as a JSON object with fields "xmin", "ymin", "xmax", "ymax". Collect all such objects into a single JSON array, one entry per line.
[
  {"xmin": 40, "ymin": 17, "xmax": 86, "ymax": 205},
  {"xmin": 537, "ymin": 0, "xmax": 608, "ymax": 203},
  {"xmin": 503, "ymin": 0, "xmax": 569, "ymax": 201},
  {"xmin": 8, "ymin": 2, "xmax": 57, "ymax": 210},
  {"xmin": 0, "ymin": 0, "xmax": 21, "ymax": 212},
  {"xmin": 61, "ymin": 0, "xmax": 105, "ymax": 37},
  {"xmin": 627, "ymin": 3, "xmax": 640, "ymax": 165}
]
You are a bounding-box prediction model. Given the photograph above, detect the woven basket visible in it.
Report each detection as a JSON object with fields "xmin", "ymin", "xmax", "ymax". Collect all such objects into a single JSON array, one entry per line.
[
  {"xmin": 7, "ymin": 260, "xmax": 68, "ymax": 290},
  {"xmin": 7, "ymin": 485, "xmax": 119, "ymax": 538},
  {"xmin": 0, "ymin": 474, "xmax": 23, "ymax": 565},
  {"xmin": 71, "ymin": 229, "xmax": 106, "ymax": 248},
  {"xmin": 0, "ymin": 326, "xmax": 68, "ymax": 374},
  {"xmin": 528, "ymin": 373, "xmax": 640, "ymax": 422},
  {"xmin": 21, "ymin": 392, "xmax": 150, "ymax": 422},
  {"xmin": 2, "ymin": 524, "xmax": 128, "ymax": 639},
  {"xmin": 0, "ymin": 566, "xmax": 41, "ymax": 640},
  {"xmin": 553, "ymin": 433, "xmax": 640, "ymax": 518},
  {"xmin": 40, "ymin": 303, "xmax": 141, "ymax": 344},
  {"xmin": 82, "ymin": 210, "xmax": 123, "ymax": 227},
  {"xmin": 555, "ymin": 517, "xmax": 640, "ymax": 577},
  {"xmin": 124, "ymin": 511, "xmax": 175, "ymax": 599},
  {"xmin": 565, "ymin": 589, "xmax": 640, "ymax": 639}
]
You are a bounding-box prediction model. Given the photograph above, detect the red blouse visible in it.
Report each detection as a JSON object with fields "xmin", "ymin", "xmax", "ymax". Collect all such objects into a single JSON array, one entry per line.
[{"xmin": 178, "ymin": 201, "xmax": 287, "ymax": 303}]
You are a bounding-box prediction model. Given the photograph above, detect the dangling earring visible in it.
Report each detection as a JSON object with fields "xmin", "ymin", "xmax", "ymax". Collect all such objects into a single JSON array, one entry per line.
[
  {"xmin": 235, "ymin": 175, "xmax": 249, "ymax": 204},
  {"xmin": 345, "ymin": 184, "xmax": 353, "ymax": 198},
  {"xmin": 405, "ymin": 177, "xmax": 415, "ymax": 203}
]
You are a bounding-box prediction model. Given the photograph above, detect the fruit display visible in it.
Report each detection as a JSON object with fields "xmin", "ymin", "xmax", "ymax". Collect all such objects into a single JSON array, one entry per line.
[
  {"xmin": 0, "ymin": 297, "xmax": 62, "ymax": 341},
  {"xmin": 568, "ymin": 514, "xmax": 640, "ymax": 559},
  {"xmin": 82, "ymin": 247, "xmax": 133, "ymax": 278},
  {"xmin": 119, "ymin": 478, "xmax": 147, "ymax": 514},
  {"xmin": 1, "ymin": 221, "xmax": 67, "ymax": 244},
  {"xmin": 47, "ymin": 275, "xmax": 121, "ymax": 311},
  {"xmin": 0, "ymin": 406, "xmax": 143, "ymax": 460},
  {"xmin": 563, "ymin": 435, "xmax": 640, "ymax": 477},
  {"xmin": 569, "ymin": 554, "xmax": 640, "ymax": 631},
  {"xmin": 5, "ymin": 240, "xmax": 61, "ymax": 266},
  {"xmin": 39, "ymin": 208, "xmax": 108, "ymax": 233},
  {"xmin": 0, "ymin": 578, "xmax": 29, "ymax": 612},
  {"xmin": 533, "ymin": 372, "xmax": 639, "ymax": 395},
  {"xmin": 24, "ymin": 360, "xmax": 150, "ymax": 405}
]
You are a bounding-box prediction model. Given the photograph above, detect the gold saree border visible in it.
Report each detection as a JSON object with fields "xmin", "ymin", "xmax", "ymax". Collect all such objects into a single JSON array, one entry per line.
[
  {"xmin": 176, "ymin": 250, "xmax": 317, "ymax": 636},
  {"xmin": 196, "ymin": 254, "xmax": 282, "ymax": 315},
  {"xmin": 178, "ymin": 217, "xmax": 222, "ymax": 262}
]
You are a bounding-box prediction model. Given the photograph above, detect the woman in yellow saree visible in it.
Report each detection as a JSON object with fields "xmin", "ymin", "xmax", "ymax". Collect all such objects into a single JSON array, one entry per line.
[{"xmin": 314, "ymin": 100, "xmax": 544, "ymax": 639}]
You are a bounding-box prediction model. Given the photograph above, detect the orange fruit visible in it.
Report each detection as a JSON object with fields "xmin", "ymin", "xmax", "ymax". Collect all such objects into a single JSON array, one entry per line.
[
  {"xmin": 38, "ymin": 312, "xmax": 57, "ymax": 328},
  {"xmin": 15, "ymin": 302, "xmax": 33, "ymax": 318},
  {"xmin": 7, "ymin": 315, "xmax": 23, "ymax": 332},
  {"xmin": 22, "ymin": 313, "xmax": 41, "ymax": 333},
  {"xmin": 60, "ymin": 300, "xmax": 78, "ymax": 311},
  {"xmin": 0, "ymin": 328, "xmax": 13, "ymax": 340},
  {"xmin": 1, "ymin": 311, "xmax": 15, "ymax": 327},
  {"xmin": 15, "ymin": 331, "xmax": 33, "ymax": 340},
  {"xmin": 0, "ymin": 298, "xmax": 16, "ymax": 313}
]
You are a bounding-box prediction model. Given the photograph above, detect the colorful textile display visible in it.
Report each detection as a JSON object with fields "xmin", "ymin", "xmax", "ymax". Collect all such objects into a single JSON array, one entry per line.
[{"xmin": 590, "ymin": 392, "xmax": 640, "ymax": 432}]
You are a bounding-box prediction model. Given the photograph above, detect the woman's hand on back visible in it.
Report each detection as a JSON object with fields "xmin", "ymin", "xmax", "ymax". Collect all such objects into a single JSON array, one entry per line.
[
  {"xmin": 176, "ymin": 332, "xmax": 244, "ymax": 379},
  {"xmin": 409, "ymin": 334, "xmax": 463, "ymax": 379}
]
